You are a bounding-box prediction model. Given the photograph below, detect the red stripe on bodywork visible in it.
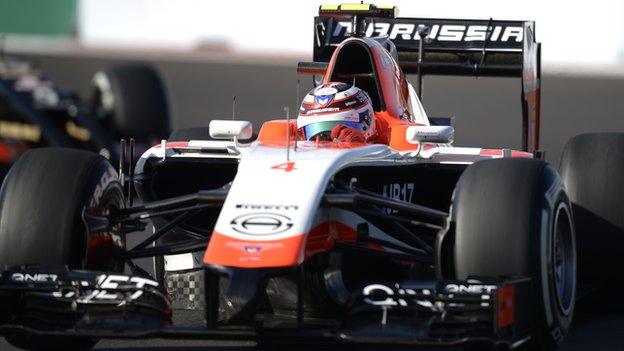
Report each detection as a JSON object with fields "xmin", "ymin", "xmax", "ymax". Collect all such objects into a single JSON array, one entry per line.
[
  {"xmin": 480, "ymin": 149, "xmax": 503, "ymax": 157},
  {"xmin": 497, "ymin": 284, "xmax": 516, "ymax": 329},
  {"xmin": 510, "ymin": 150, "xmax": 533, "ymax": 158},
  {"xmin": 204, "ymin": 232, "xmax": 304, "ymax": 268},
  {"xmin": 480, "ymin": 149, "xmax": 533, "ymax": 158},
  {"xmin": 152, "ymin": 141, "xmax": 189, "ymax": 149},
  {"xmin": 305, "ymin": 221, "xmax": 357, "ymax": 257},
  {"xmin": 204, "ymin": 221, "xmax": 357, "ymax": 268}
]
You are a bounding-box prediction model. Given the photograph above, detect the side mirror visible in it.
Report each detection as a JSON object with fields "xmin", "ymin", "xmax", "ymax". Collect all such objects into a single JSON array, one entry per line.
[
  {"xmin": 428, "ymin": 116, "xmax": 455, "ymax": 127},
  {"xmin": 406, "ymin": 125, "xmax": 454, "ymax": 144},
  {"xmin": 209, "ymin": 120, "xmax": 253, "ymax": 140}
]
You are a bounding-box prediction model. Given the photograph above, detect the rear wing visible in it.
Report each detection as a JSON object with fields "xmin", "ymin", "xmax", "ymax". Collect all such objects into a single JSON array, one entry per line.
[{"xmin": 299, "ymin": 4, "xmax": 541, "ymax": 152}]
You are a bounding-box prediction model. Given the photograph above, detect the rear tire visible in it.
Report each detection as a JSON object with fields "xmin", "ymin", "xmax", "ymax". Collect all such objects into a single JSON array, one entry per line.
[
  {"xmin": 92, "ymin": 64, "xmax": 170, "ymax": 141},
  {"xmin": 442, "ymin": 158, "xmax": 576, "ymax": 350},
  {"xmin": 559, "ymin": 133, "xmax": 624, "ymax": 286},
  {"xmin": 0, "ymin": 148, "xmax": 125, "ymax": 351}
]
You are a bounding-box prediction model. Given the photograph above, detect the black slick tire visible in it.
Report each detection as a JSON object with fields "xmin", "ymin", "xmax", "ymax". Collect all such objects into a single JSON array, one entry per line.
[
  {"xmin": 0, "ymin": 148, "xmax": 125, "ymax": 351},
  {"xmin": 442, "ymin": 158, "xmax": 576, "ymax": 350},
  {"xmin": 92, "ymin": 64, "xmax": 169, "ymax": 141}
]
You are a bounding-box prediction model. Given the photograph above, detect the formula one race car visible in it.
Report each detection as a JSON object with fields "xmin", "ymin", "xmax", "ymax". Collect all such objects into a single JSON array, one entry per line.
[
  {"xmin": 0, "ymin": 53, "xmax": 170, "ymax": 178},
  {"xmin": 1, "ymin": 3, "xmax": 622, "ymax": 351}
]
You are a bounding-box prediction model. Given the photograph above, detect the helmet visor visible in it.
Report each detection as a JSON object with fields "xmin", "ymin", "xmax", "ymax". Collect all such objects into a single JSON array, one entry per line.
[{"xmin": 299, "ymin": 120, "xmax": 365, "ymax": 141}]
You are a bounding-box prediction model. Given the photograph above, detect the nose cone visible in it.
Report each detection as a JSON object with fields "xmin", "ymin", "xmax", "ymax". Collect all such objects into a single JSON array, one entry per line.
[{"xmin": 204, "ymin": 231, "xmax": 305, "ymax": 268}]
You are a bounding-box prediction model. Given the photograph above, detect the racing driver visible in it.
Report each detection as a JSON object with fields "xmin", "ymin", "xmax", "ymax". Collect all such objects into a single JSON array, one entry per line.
[{"xmin": 297, "ymin": 82, "xmax": 377, "ymax": 143}]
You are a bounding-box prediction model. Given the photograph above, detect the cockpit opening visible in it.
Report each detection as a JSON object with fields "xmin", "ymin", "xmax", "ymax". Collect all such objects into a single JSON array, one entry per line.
[{"xmin": 329, "ymin": 41, "xmax": 384, "ymax": 111}]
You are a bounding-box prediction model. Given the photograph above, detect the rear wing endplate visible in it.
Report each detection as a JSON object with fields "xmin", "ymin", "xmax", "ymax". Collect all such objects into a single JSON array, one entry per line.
[{"xmin": 299, "ymin": 4, "xmax": 541, "ymax": 152}]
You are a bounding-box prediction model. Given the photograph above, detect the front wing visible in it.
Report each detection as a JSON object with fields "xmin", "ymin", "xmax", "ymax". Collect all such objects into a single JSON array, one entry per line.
[{"xmin": 0, "ymin": 266, "xmax": 531, "ymax": 349}]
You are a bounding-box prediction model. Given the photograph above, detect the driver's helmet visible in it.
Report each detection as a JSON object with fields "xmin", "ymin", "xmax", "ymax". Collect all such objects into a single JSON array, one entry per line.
[{"xmin": 297, "ymin": 82, "xmax": 375, "ymax": 141}]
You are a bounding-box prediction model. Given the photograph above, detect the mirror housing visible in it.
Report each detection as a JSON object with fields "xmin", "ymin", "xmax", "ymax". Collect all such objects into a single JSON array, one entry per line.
[
  {"xmin": 209, "ymin": 120, "xmax": 253, "ymax": 140},
  {"xmin": 428, "ymin": 116, "xmax": 455, "ymax": 127},
  {"xmin": 406, "ymin": 125, "xmax": 454, "ymax": 144}
]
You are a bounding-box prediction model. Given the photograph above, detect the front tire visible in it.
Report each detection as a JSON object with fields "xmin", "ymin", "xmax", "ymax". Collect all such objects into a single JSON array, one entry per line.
[
  {"xmin": 442, "ymin": 158, "xmax": 576, "ymax": 350},
  {"xmin": 0, "ymin": 148, "xmax": 125, "ymax": 351}
]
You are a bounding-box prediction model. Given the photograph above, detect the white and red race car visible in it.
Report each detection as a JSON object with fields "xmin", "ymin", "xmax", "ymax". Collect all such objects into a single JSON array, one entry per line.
[{"xmin": 1, "ymin": 4, "xmax": 622, "ymax": 351}]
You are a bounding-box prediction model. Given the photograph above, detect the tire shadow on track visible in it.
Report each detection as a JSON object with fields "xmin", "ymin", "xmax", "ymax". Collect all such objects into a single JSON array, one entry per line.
[{"xmin": 558, "ymin": 288, "xmax": 624, "ymax": 351}]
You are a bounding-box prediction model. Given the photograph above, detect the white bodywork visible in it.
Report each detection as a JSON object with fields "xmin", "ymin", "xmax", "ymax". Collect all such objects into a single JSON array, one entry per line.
[
  {"xmin": 136, "ymin": 136, "xmax": 525, "ymax": 270},
  {"xmin": 209, "ymin": 120, "xmax": 253, "ymax": 140},
  {"xmin": 213, "ymin": 143, "xmax": 389, "ymax": 241}
]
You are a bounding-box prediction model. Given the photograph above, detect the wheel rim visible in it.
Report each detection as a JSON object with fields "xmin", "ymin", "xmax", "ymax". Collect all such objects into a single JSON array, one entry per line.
[{"xmin": 552, "ymin": 203, "xmax": 575, "ymax": 316}]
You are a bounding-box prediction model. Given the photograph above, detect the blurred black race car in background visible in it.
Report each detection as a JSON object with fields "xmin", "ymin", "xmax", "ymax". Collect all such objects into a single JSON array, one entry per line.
[{"xmin": 0, "ymin": 54, "xmax": 170, "ymax": 177}]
